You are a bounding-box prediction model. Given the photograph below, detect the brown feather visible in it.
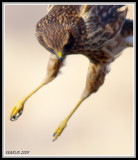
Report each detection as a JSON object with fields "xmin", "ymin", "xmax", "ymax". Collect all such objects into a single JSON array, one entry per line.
[{"xmin": 36, "ymin": 5, "xmax": 133, "ymax": 64}]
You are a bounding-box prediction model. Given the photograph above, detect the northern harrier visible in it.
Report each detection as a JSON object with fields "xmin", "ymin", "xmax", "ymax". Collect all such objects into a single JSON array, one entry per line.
[{"xmin": 10, "ymin": 5, "xmax": 133, "ymax": 141}]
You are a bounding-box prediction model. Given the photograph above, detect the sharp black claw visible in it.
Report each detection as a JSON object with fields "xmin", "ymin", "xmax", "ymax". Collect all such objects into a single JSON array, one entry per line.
[
  {"xmin": 10, "ymin": 117, "xmax": 16, "ymax": 121},
  {"xmin": 10, "ymin": 111, "xmax": 22, "ymax": 121},
  {"xmin": 10, "ymin": 118, "xmax": 14, "ymax": 121},
  {"xmin": 16, "ymin": 112, "xmax": 22, "ymax": 119},
  {"xmin": 13, "ymin": 115, "xmax": 16, "ymax": 119}
]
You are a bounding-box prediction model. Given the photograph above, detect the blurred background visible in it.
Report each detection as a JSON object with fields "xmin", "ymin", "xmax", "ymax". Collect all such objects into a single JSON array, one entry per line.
[{"xmin": 4, "ymin": 4, "xmax": 134, "ymax": 156}]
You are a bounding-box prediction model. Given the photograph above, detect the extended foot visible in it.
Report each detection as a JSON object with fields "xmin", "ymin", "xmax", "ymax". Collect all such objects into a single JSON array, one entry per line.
[
  {"xmin": 9, "ymin": 100, "xmax": 24, "ymax": 121},
  {"xmin": 53, "ymin": 118, "xmax": 68, "ymax": 141}
]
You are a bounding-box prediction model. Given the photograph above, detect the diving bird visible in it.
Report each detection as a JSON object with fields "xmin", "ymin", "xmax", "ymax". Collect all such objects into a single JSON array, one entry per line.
[{"xmin": 9, "ymin": 5, "xmax": 133, "ymax": 141}]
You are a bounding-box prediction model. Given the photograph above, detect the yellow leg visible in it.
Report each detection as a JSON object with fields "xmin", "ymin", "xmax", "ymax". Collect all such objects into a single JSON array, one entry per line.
[
  {"xmin": 53, "ymin": 98, "xmax": 84, "ymax": 141},
  {"xmin": 9, "ymin": 82, "xmax": 45, "ymax": 121},
  {"xmin": 10, "ymin": 54, "xmax": 62, "ymax": 121},
  {"xmin": 53, "ymin": 63, "xmax": 108, "ymax": 141}
]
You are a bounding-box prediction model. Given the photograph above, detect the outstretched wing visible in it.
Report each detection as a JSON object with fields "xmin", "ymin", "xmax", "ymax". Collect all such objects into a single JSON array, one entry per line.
[{"xmin": 82, "ymin": 5, "xmax": 128, "ymax": 49}]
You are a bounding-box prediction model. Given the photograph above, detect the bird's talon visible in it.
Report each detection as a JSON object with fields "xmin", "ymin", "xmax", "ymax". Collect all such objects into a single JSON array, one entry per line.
[
  {"xmin": 53, "ymin": 118, "xmax": 68, "ymax": 141},
  {"xmin": 9, "ymin": 100, "xmax": 24, "ymax": 121}
]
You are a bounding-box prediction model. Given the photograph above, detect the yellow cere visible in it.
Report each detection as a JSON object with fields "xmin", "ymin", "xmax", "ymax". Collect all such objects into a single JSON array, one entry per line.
[{"xmin": 57, "ymin": 51, "xmax": 62, "ymax": 58}]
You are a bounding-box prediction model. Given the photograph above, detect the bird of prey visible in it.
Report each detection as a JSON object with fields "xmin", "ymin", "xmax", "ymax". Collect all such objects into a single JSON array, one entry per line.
[{"xmin": 9, "ymin": 5, "xmax": 133, "ymax": 141}]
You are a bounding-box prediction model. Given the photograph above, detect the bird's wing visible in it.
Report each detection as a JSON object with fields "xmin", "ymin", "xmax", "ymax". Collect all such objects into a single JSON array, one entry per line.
[
  {"xmin": 47, "ymin": 5, "xmax": 55, "ymax": 13},
  {"xmin": 47, "ymin": 5, "xmax": 89, "ymax": 17},
  {"xmin": 82, "ymin": 5, "xmax": 128, "ymax": 49}
]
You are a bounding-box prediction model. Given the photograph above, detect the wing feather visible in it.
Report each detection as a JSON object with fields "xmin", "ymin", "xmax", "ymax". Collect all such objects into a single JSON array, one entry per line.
[
  {"xmin": 47, "ymin": 5, "xmax": 55, "ymax": 13},
  {"xmin": 82, "ymin": 5, "xmax": 128, "ymax": 49}
]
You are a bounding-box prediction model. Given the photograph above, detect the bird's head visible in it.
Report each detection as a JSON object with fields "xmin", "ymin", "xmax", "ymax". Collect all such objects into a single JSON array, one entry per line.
[{"xmin": 40, "ymin": 25, "xmax": 71, "ymax": 62}]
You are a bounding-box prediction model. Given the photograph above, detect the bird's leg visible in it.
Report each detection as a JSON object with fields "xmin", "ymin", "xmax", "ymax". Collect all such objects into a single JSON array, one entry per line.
[
  {"xmin": 10, "ymin": 54, "xmax": 62, "ymax": 121},
  {"xmin": 53, "ymin": 62, "xmax": 109, "ymax": 141},
  {"xmin": 53, "ymin": 98, "xmax": 84, "ymax": 141}
]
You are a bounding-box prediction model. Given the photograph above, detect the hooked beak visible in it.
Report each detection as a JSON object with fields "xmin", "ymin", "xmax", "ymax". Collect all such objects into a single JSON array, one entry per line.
[{"xmin": 57, "ymin": 51, "xmax": 63, "ymax": 62}]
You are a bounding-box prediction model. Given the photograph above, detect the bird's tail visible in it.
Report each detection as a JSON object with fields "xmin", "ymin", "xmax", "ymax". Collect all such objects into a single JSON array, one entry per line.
[
  {"xmin": 121, "ymin": 19, "xmax": 133, "ymax": 47},
  {"xmin": 121, "ymin": 19, "xmax": 133, "ymax": 38}
]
